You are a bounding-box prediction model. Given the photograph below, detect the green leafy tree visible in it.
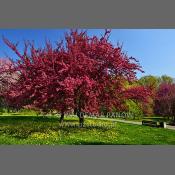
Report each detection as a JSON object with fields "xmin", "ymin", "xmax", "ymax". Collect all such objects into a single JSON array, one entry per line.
[
  {"xmin": 159, "ymin": 75, "xmax": 173, "ymax": 84},
  {"xmin": 125, "ymin": 99, "xmax": 143, "ymax": 118},
  {"xmin": 138, "ymin": 75, "xmax": 160, "ymax": 91}
]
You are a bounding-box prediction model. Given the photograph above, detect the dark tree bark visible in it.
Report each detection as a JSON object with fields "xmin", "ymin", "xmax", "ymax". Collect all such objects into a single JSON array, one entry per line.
[
  {"xmin": 77, "ymin": 110, "xmax": 84, "ymax": 127},
  {"xmin": 74, "ymin": 108, "xmax": 77, "ymax": 115},
  {"xmin": 59, "ymin": 112, "xmax": 64, "ymax": 123}
]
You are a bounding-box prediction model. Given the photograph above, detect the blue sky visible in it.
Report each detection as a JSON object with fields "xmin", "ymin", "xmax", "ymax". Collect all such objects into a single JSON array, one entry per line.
[{"xmin": 0, "ymin": 29, "xmax": 175, "ymax": 78}]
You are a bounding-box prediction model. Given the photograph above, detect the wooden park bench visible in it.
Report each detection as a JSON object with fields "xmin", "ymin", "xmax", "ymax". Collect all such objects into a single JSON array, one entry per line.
[{"xmin": 142, "ymin": 119, "xmax": 166, "ymax": 128}]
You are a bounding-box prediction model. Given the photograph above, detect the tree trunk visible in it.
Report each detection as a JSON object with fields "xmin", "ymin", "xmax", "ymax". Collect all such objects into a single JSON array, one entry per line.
[
  {"xmin": 79, "ymin": 116, "xmax": 84, "ymax": 127},
  {"xmin": 59, "ymin": 112, "xmax": 64, "ymax": 123},
  {"xmin": 74, "ymin": 108, "xmax": 77, "ymax": 115},
  {"xmin": 77, "ymin": 110, "xmax": 84, "ymax": 127},
  {"xmin": 173, "ymin": 116, "xmax": 175, "ymax": 125}
]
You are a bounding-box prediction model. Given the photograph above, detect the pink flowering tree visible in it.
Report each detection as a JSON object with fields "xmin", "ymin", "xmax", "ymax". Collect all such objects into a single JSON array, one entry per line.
[
  {"xmin": 154, "ymin": 83, "xmax": 175, "ymax": 122},
  {"xmin": 2, "ymin": 29, "xmax": 151, "ymax": 126}
]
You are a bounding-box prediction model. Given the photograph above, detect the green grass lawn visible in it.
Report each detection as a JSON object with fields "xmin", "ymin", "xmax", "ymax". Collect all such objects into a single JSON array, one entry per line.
[{"xmin": 0, "ymin": 114, "xmax": 175, "ymax": 145}]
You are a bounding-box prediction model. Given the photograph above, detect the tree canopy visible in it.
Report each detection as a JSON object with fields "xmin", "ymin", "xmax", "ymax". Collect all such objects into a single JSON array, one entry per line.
[{"xmin": 1, "ymin": 30, "xmax": 151, "ymax": 126}]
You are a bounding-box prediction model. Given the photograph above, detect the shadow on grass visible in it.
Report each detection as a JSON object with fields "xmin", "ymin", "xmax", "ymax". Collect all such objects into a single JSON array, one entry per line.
[
  {"xmin": 0, "ymin": 115, "xmax": 112, "ymax": 141},
  {"xmin": 0, "ymin": 116, "xmax": 113, "ymax": 130},
  {"xmin": 0, "ymin": 115, "xmax": 78, "ymax": 123}
]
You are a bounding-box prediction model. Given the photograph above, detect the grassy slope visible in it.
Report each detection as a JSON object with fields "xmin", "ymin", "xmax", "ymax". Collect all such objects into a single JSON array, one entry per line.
[{"xmin": 0, "ymin": 114, "xmax": 174, "ymax": 145}]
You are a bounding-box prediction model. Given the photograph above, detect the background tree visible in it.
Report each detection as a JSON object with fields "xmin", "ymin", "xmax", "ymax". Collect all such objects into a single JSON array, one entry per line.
[
  {"xmin": 138, "ymin": 75, "xmax": 174, "ymax": 116},
  {"xmin": 159, "ymin": 75, "xmax": 173, "ymax": 84},
  {"xmin": 138, "ymin": 75, "xmax": 160, "ymax": 91},
  {"xmin": 0, "ymin": 58, "xmax": 17, "ymax": 111},
  {"xmin": 154, "ymin": 83, "xmax": 175, "ymax": 123}
]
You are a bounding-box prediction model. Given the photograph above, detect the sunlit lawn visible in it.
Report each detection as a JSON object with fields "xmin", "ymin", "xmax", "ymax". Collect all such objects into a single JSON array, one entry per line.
[{"xmin": 0, "ymin": 113, "xmax": 174, "ymax": 145}]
